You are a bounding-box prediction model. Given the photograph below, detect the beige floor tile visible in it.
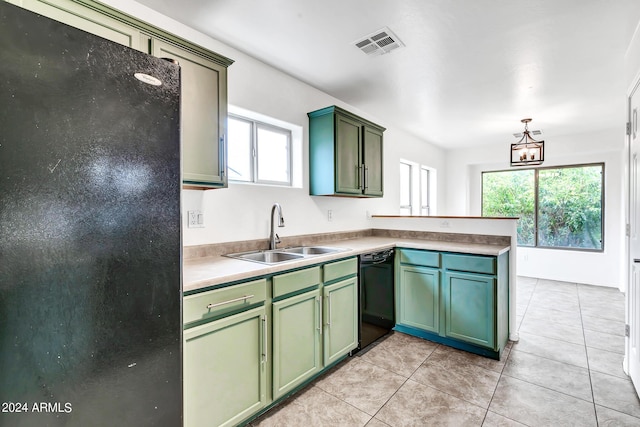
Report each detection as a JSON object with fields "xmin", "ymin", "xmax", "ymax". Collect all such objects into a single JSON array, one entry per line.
[
  {"xmin": 359, "ymin": 331, "xmax": 436, "ymax": 377},
  {"xmin": 502, "ymin": 350, "xmax": 592, "ymax": 402},
  {"xmin": 512, "ymin": 332, "xmax": 588, "ymax": 368},
  {"xmin": 365, "ymin": 418, "xmax": 391, "ymax": 427},
  {"xmin": 527, "ymin": 294, "xmax": 581, "ymax": 314},
  {"xmin": 586, "ymin": 347, "xmax": 626, "ymax": 378},
  {"xmin": 591, "ymin": 371, "xmax": 640, "ymax": 418},
  {"xmin": 252, "ymin": 385, "xmax": 371, "ymax": 427},
  {"xmin": 584, "ymin": 328, "xmax": 625, "ymax": 354},
  {"xmin": 595, "ymin": 405, "xmax": 640, "ymax": 426},
  {"xmin": 523, "ymin": 306, "xmax": 583, "ymax": 328},
  {"xmin": 482, "ymin": 411, "xmax": 528, "ymax": 426},
  {"xmin": 582, "ymin": 314, "xmax": 625, "ymax": 336},
  {"xmin": 580, "ymin": 302, "xmax": 625, "ymax": 322},
  {"xmin": 431, "ymin": 344, "xmax": 510, "ymax": 373},
  {"xmin": 376, "ymin": 379, "xmax": 486, "ymax": 427},
  {"xmin": 518, "ymin": 316, "xmax": 585, "ymax": 345},
  {"xmin": 489, "ymin": 376, "xmax": 597, "ymax": 426},
  {"xmin": 314, "ymin": 357, "xmax": 406, "ymax": 416},
  {"xmin": 411, "ymin": 349, "xmax": 500, "ymax": 408}
]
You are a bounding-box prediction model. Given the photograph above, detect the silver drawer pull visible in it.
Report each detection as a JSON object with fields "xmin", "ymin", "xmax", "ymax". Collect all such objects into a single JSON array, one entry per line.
[{"xmin": 207, "ymin": 294, "xmax": 254, "ymax": 309}]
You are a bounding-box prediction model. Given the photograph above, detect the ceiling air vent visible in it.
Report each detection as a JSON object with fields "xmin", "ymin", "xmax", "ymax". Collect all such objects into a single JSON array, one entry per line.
[{"xmin": 353, "ymin": 27, "xmax": 404, "ymax": 56}]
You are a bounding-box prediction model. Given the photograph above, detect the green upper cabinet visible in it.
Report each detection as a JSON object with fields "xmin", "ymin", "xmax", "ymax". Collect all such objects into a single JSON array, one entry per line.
[
  {"xmin": 13, "ymin": 0, "xmax": 143, "ymax": 49},
  {"xmin": 308, "ymin": 105, "xmax": 385, "ymax": 197},
  {"xmin": 150, "ymin": 38, "xmax": 228, "ymax": 188},
  {"xmin": 12, "ymin": 0, "xmax": 233, "ymax": 189}
]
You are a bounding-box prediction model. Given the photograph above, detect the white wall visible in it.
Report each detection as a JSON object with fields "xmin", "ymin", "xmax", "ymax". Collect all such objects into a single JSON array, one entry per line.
[
  {"xmin": 445, "ymin": 128, "xmax": 626, "ymax": 288},
  {"xmin": 100, "ymin": 0, "xmax": 446, "ymax": 247}
]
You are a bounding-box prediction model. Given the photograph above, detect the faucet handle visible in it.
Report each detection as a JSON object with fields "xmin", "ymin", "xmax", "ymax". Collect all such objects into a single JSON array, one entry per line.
[{"xmin": 275, "ymin": 233, "xmax": 281, "ymax": 244}]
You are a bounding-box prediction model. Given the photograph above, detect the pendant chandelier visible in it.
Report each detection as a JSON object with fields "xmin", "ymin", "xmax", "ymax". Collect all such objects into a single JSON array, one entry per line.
[{"xmin": 510, "ymin": 118, "xmax": 544, "ymax": 167}]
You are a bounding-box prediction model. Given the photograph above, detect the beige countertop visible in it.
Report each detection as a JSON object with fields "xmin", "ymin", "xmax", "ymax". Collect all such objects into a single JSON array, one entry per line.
[{"xmin": 183, "ymin": 236, "xmax": 510, "ymax": 294}]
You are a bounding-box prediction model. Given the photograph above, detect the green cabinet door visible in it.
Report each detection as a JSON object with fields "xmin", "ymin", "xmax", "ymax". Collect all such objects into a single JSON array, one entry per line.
[
  {"xmin": 16, "ymin": 0, "xmax": 143, "ymax": 49},
  {"xmin": 335, "ymin": 113, "xmax": 363, "ymax": 195},
  {"xmin": 183, "ymin": 306, "xmax": 267, "ymax": 427},
  {"xmin": 323, "ymin": 276, "xmax": 358, "ymax": 366},
  {"xmin": 152, "ymin": 38, "xmax": 228, "ymax": 188},
  {"xmin": 397, "ymin": 265, "xmax": 440, "ymax": 334},
  {"xmin": 272, "ymin": 288, "xmax": 322, "ymax": 399},
  {"xmin": 362, "ymin": 125, "xmax": 383, "ymax": 197},
  {"xmin": 443, "ymin": 271, "xmax": 496, "ymax": 349}
]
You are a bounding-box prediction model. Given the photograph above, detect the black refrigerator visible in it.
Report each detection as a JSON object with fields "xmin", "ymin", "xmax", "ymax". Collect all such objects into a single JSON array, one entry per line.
[{"xmin": 0, "ymin": 3, "xmax": 182, "ymax": 426}]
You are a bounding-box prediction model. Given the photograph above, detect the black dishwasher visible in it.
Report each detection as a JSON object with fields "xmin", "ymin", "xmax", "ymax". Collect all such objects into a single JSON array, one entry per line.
[{"xmin": 357, "ymin": 249, "xmax": 395, "ymax": 352}]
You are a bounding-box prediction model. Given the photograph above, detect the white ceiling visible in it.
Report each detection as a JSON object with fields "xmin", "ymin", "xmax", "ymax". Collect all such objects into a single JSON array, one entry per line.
[{"xmin": 135, "ymin": 0, "xmax": 640, "ymax": 149}]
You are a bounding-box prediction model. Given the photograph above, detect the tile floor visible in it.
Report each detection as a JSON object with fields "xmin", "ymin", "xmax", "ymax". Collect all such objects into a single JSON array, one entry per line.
[{"xmin": 251, "ymin": 277, "xmax": 640, "ymax": 426}]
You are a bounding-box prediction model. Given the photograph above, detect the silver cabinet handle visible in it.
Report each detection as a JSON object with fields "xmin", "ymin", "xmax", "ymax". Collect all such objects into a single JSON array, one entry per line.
[
  {"xmin": 364, "ymin": 165, "xmax": 369, "ymax": 191},
  {"xmin": 262, "ymin": 314, "xmax": 268, "ymax": 363},
  {"xmin": 220, "ymin": 136, "xmax": 226, "ymax": 179},
  {"xmin": 316, "ymin": 297, "xmax": 322, "ymax": 335},
  {"xmin": 360, "ymin": 164, "xmax": 366, "ymax": 191},
  {"xmin": 326, "ymin": 294, "xmax": 332, "ymax": 328},
  {"xmin": 207, "ymin": 294, "xmax": 254, "ymax": 309}
]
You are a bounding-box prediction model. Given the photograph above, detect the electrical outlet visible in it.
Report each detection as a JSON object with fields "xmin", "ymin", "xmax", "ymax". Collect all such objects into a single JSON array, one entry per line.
[
  {"xmin": 187, "ymin": 210, "xmax": 204, "ymax": 228},
  {"xmin": 327, "ymin": 209, "xmax": 333, "ymax": 222},
  {"xmin": 366, "ymin": 210, "xmax": 371, "ymax": 219},
  {"xmin": 440, "ymin": 220, "xmax": 450, "ymax": 228}
]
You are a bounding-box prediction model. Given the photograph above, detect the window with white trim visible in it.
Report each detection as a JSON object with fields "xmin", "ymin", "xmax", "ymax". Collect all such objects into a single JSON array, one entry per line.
[
  {"xmin": 400, "ymin": 160, "xmax": 435, "ymax": 216},
  {"xmin": 228, "ymin": 114, "xmax": 292, "ymax": 186}
]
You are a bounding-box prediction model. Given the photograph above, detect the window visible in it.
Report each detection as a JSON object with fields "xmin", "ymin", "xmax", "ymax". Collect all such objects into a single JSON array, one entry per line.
[
  {"xmin": 227, "ymin": 114, "xmax": 292, "ymax": 186},
  {"xmin": 400, "ymin": 160, "xmax": 434, "ymax": 215},
  {"xmin": 482, "ymin": 164, "xmax": 604, "ymax": 250},
  {"xmin": 400, "ymin": 161, "xmax": 412, "ymax": 215},
  {"xmin": 420, "ymin": 166, "xmax": 431, "ymax": 216}
]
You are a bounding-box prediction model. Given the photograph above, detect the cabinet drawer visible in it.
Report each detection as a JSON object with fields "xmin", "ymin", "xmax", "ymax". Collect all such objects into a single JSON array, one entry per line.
[
  {"xmin": 443, "ymin": 254, "xmax": 496, "ymax": 275},
  {"xmin": 273, "ymin": 266, "xmax": 321, "ymax": 298},
  {"xmin": 399, "ymin": 249, "xmax": 440, "ymax": 268},
  {"xmin": 184, "ymin": 279, "xmax": 267, "ymax": 325},
  {"xmin": 323, "ymin": 257, "xmax": 357, "ymax": 283}
]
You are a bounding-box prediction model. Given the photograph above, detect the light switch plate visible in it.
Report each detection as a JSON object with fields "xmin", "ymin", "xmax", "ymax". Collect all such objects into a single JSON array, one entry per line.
[{"xmin": 187, "ymin": 210, "xmax": 204, "ymax": 228}]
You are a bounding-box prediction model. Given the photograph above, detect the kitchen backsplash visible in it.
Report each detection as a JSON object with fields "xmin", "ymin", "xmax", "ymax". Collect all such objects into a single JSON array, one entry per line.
[{"xmin": 182, "ymin": 228, "xmax": 510, "ymax": 260}]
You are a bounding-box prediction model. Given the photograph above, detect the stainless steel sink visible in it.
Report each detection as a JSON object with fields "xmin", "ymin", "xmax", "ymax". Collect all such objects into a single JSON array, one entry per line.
[
  {"xmin": 229, "ymin": 251, "xmax": 304, "ymax": 264},
  {"xmin": 225, "ymin": 246, "xmax": 347, "ymax": 265},
  {"xmin": 281, "ymin": 246, "xmax": 345, "ymax": 255}
]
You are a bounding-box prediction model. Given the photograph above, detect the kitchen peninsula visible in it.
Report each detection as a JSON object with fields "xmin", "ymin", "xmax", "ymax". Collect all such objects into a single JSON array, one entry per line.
[{"xmin": 182, "ymin": 225, "xmax": 514, "ymax": 427}]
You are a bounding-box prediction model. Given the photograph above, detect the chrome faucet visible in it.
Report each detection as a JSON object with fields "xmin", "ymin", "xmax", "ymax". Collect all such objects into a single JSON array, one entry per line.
[{"xmin": 269, "ymin": 203, "xmax": 285, "ymax": 250}]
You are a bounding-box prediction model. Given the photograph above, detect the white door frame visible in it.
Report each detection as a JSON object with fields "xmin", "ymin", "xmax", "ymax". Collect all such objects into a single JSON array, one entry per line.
[{"xmin": 626, "ymin": 73, "xmax": 640, "ymax": 397}]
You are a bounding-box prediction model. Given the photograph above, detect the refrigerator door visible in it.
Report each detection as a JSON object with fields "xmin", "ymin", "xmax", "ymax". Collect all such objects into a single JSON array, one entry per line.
[{"xmin": 0, "ymin": 3, "xmax": 182, "ymax": 426}]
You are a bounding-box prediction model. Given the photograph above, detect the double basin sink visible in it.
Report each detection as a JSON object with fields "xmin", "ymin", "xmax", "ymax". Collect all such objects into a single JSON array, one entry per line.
[{"xmin": 225, "ymin": 246, "xmax": 347, "ymax": 265}]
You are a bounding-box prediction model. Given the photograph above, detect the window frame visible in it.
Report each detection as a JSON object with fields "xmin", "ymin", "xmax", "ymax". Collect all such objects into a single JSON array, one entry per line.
[
  {"xmin": 227, "ymin": 113, "xmax": 293, "ymax": 187},
  {"xmin": 481, "ymin": 162, "xmax": 605, "ymax": 252},
  {"xmin": 420, "ymin": 166, "xmax": 430, "ymax": 216},
  {"xmin": 400, "ymin": 160, "xmax": 413, "ymax": 215}
]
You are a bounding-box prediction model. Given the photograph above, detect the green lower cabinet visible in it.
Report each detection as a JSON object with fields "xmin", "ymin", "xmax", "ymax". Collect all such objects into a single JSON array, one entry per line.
[
  {"xmin": 272, "ymin": 288, "xmax": 322, "ymax": 400},
  {"xmin": 443, "ymin": 271, "xmax": 496, "ymax": 349},
  {"xmin": 395, "ymin": 248, "xmax": 508, "ymax": 359},
  {"xmin": 323, "ymin": 276, "xmax": 358, "ymax": 365},
  {"xmin": 183, "ymin": 306, "xmax": 267, "ymax": 427},
  {"xmin": 397, "ymin": 265, "xmax": 440, "ymax": 334}
]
